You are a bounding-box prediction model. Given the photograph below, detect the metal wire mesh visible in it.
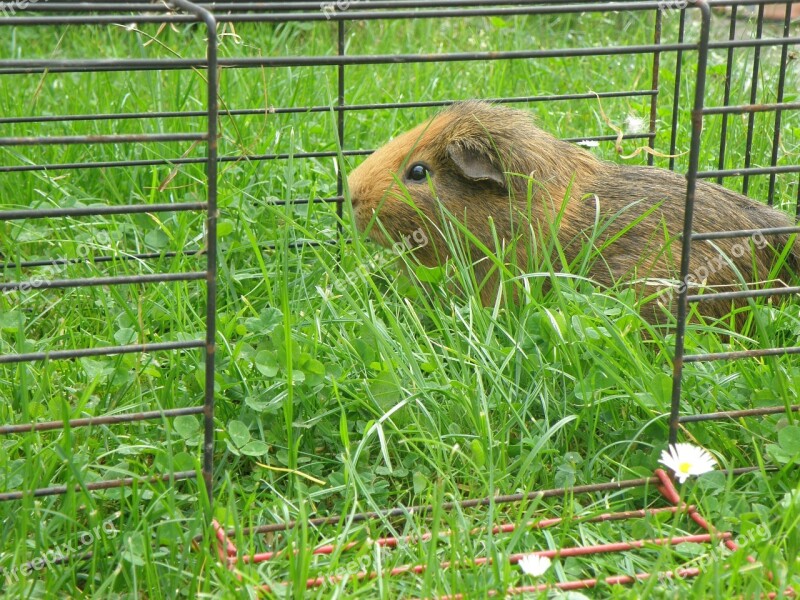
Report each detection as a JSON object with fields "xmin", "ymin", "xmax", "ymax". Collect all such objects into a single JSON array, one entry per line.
[
  {"xmin": 0, "ymin": 0, "xmax": 218, "ymax": 504},
  {"xmin": 1, "ymin": 0, "xmax": 798, "ymax": 593},
  {"xmin": 669, "ymin": 1, "xmax": 800, "ymax": 444},
  {"xmin": 210, "ymin": 468, "xmax": 763, "ymax": 594}
]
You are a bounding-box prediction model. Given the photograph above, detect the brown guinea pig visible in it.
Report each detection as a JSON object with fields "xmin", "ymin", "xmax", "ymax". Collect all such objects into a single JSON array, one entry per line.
[{"xmin": 346, "ymin": 100, "xmax": 798, "ymax": 323}]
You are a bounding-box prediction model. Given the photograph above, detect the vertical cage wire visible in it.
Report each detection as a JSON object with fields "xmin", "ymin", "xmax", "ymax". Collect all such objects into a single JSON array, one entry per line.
[
  {"xmin": 0, "ymin": 1, "xmax": 218, "ymax": 506},
  {"xmin": 1, "ymin": 4, "xmax": 798, "ymax": 586},
  {"xmin": 669, "ymin": 0, "xmax": 800, "ymax": 444}
]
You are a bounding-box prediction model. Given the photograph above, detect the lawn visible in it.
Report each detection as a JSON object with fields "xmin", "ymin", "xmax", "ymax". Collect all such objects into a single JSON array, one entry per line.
[{"xmin": 0, "ymin": 3, "xmax": 799, "ymax": 598}]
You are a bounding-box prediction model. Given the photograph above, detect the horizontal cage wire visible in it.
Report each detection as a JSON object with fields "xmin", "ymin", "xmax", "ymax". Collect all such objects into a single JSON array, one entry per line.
[
  {"xmin": 210, "ymin": 469, "xmax": 772, "ymax": 595},
  {"xmin": 0, "ymin": 0, "xmax": 220, "ymax": 577},
  {"xmin": 0, "ymin": 0, "xmax": 798, "ymax": 597}
]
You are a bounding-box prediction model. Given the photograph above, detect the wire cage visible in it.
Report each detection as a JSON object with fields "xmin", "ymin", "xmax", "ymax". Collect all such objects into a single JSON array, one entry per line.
[
  {"xmin": 0, "ymin": 0, "xmax": 798, "ymax": 596},
  {"xmin": 0, "ymin": 0, "xmax": 219, "ymax": 583}
]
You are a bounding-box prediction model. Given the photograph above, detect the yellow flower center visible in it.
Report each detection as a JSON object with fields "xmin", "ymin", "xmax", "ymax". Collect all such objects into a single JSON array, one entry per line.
[{"xmin": 678, "ymin": 462, "xmax": 691, "ymax": 473}]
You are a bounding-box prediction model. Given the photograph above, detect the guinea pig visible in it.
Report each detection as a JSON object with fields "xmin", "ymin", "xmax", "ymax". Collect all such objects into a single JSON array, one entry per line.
[{"xmin": 346, "ymin": 100, "xmax": 799, "ymax": 323}]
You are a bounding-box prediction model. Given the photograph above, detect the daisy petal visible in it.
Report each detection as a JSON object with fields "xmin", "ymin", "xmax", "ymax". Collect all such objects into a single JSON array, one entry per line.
[
  {"xmin": 659, "ymin": 443, "xmax": 716, "ymax": 483},
  {"xmin": 518, "ymin": 553, "xmax": 551, "ymax": 577}
]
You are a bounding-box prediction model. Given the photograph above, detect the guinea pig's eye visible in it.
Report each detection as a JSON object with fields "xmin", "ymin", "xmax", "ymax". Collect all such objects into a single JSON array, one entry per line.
[{"xmin": 407, "ymin": 163, "xmax": 430, "ymax": 182}]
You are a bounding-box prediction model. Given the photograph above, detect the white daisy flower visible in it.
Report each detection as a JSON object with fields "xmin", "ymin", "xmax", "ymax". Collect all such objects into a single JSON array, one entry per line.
[
  {"xmin": 659, "ymin": 443, "xmax": 717, "ymax": 483},
  {"xmin": 518, "ymin": 553, "xmax": 551, "ymax": 577},
  {"xmin": 576, "ymin": 139, "xmax": 599, "ymax": 148}
]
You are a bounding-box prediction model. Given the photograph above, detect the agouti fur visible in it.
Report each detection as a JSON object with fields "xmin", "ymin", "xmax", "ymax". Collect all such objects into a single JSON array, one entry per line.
[{"xmin": 347, "ymin": 101, "xmax": 798, "ymax": 323}]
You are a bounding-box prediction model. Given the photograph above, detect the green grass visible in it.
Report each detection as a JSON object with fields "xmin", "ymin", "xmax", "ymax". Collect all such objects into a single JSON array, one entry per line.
[{"xmin": 0, "ymin": 6, "xmax": 799, "ymax": 599}]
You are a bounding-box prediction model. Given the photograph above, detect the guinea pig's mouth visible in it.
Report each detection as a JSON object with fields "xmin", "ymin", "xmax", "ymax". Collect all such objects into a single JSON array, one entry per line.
[
  {"xmin": 348, "ymin": 183, "xmax": 416, "ymax": 249},
  {"xmin": 348, "ymin": 203, "xmax": 398, "ymax": 250},
  {"xmin": 347, "ymin": 199, "xmax": 368, "ymax": 230},
  {"xmin": 348, "ymin": 191, "xmax": 386, "ymax": 236},
  {"xmin": 354, "ymin": 210, "xmax": 389, "ymax": 246}
]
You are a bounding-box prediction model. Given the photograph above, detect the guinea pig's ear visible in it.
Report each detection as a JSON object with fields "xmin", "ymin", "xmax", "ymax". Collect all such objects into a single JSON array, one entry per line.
[{"xmin": 446, "ymin": 142, "xmax": 507, "ymax": 190}]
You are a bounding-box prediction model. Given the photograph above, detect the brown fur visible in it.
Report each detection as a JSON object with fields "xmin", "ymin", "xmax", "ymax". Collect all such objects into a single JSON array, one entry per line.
[{"xmin": 347, "ymin": 101, "xmax": 798, "ymax": 323}]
